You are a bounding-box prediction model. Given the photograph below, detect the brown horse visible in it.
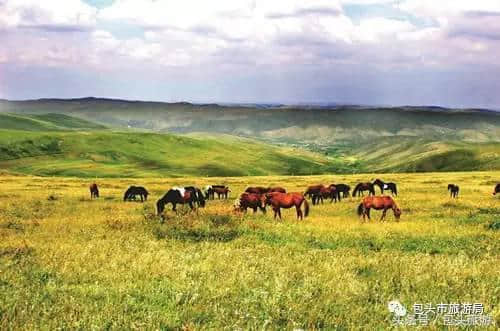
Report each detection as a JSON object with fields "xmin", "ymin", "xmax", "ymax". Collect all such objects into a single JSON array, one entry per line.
[
  {"xmin": 304, "ymin": 184, "xmax": 324, "ymax": 205},
  {"xmin": 357, "ymin": 196, "xmax": 401, "ymax": 222},
  {"xmin": 264, "ymin": 192, "xmax": 309, "ymax": 220},
  {"xmin": 213, "ymin": 186, "xmax": 231, "ymax": 199},
  {"xmin": 237, "ymin": 193, "xmax": 267, "ymax": 214},
  {"xmin": 89, "ymin": 183, "xmax": 99, "ymax": 199},
  {"xmin": 493, "ymin": 184, "xmax": 500, "ymax": 195}
]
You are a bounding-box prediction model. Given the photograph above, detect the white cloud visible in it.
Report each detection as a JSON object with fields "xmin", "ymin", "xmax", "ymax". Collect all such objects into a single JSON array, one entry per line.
[{"xmin": 0, "ymin": 0, "xmax": 97, "ymax": 30}]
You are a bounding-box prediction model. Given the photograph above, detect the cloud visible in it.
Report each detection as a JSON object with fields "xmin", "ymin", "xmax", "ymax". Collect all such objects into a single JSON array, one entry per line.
[
  {"xmin": 1, "ymin": 0, "xmax": 500, "ymax": 107},
  {"xmin": 0, "ymin": 0, "xmax": 97, "ymax": 31}
]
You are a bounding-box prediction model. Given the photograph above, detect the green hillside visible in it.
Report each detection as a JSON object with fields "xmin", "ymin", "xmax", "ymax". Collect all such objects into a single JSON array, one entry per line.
[
  {"xmin": 0, "ymin": 113, "xmax": 107, "ymax": 131},
  {"xmin": 349, "ymin": 137, "xmax": 500, "ymax": 172},
  {"xmin": 0, "ymin": 130, "xmax": 345, "ymax": 177}
]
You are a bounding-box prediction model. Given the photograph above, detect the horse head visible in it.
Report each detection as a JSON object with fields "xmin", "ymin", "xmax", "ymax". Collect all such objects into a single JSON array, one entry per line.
[
  {"xmin": 156, "ymin": 198, "xmax": 165, "ymax": 215},
  {"xmin": 394, "ymin": 207, "xmax": 402, "ymax": 220}
]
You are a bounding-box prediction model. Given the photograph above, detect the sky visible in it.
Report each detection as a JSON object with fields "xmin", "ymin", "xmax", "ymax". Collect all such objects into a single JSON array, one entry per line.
[{"xmin": 0, "ymin": 0, "xmax": 500, "ymax": 108}]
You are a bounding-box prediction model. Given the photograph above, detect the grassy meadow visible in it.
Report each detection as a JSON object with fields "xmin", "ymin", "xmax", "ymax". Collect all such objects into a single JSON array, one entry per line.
[{"xmin": 0, "ymin": 171, "xmax": 499, "ymax": 329}]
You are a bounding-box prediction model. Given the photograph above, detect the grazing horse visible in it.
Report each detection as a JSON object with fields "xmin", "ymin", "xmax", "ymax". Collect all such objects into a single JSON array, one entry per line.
[
  {"xmin": 213, "ymin": 186, "xmax": 231, "ymax": 199},
  {"xmin": 264, "ymin": 192, "xmax": 309, "ymax": 220},
  {"xmin": 448, "ymin": 184, "xmax": 459, "ymax": 198},
  {"xmin": 156, "ymin": 188, "xmax": 196, "ymax": 216},
  {"xmin": 184, "ymin": 186, "xmax": 206, "ymax": 207},
  {"xmin": 238, "ymin": 193, "xmax": 267, "ymax": 214},
  {"xmin": 304, "ymin": 185, "xmax": 324, "ymax": 205},
  {"xmin": 357, "ymin": 196, "xmax": 401, "ymax": 222},
  {"xmin": 204, "ymin": 185, "xmax": 227, "ymax": 199},
  {"xmin": 89, "ymin": 183, "xmax": 99, "ymax": 199},
  {"xmin": 335, "ymin": 184, "xmax": 351, "ymax": 198},
  {"xmin": 124, "ymin": 186, "xmax": 149, "ymax": 202},
  {"xmin": 327, "ymin": 184, "xmax": 342, "ymax": 202},
  {"xmin": 352, "ymin": 182, "xmax": 375, "ymax": 197},
  {"xmin": 493, "ymin": 184, "xmax": 500, "ymax": 195},
  {"xmin": 373, "ymin": 179, "xmax": 398, "ymax": 196},
  {"xmin": 245, "ymin": 186, "xmax": 270, "ymax": 195}
]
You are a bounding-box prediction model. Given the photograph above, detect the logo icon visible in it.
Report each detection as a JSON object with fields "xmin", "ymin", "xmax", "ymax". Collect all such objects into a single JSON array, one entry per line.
[{"xmin": 388, "ymin": 300, "xmax": 407, "ymax": 317}]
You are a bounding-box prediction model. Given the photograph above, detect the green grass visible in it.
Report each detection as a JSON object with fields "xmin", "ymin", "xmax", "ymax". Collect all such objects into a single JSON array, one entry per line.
[
  {"xmin": 0, "ymin": 130, "xmax": 342, "ymax": 177},
  {"xmin": 0, "ymin": 172, "xmax": 499, "ymax": 329}
]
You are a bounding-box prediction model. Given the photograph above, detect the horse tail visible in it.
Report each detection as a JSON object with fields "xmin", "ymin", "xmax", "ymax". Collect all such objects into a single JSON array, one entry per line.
[
  {"xmin": 303, "ymin": 199, "xmax": 309, "ymax": 218},
  {"xmin": 357, "ymin": 203, "xmax": 364, "ymax": 216}
]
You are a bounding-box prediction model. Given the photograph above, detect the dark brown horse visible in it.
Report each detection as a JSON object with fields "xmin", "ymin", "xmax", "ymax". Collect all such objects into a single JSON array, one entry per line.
[
  {"xmin": 237, "ymin": 193, "xmax": 266, "ymax": 214},
  {"xmin": 352, "ymin": 182, "xmax": 375, "ymax": 197},
  {"xmin": 213, "ymin": 186, "xmax": 231, "ymax": 199},
  {"xmin": 89, "ymin": 183, "xmax": 99, "ymax": 199},
  {"xmin": 357, "ymin": 196, "xmax": 401, "ymax": 222},
  {"xmin": 264, "ymin": 192, "xmax": 309, "ymax": 220},
  {"xmin": 124, "ymin": 186, "xmax": 149, "ymax": 202},
  {"xmin": 493, "ymin": 184, "xmax": 500, "ymax": 196},
  {"xmin": 448, "ymin": 184, "xmax": 459, "ymax": 198},
  {"xmin": 304, "ymin": 184, "xmax": 324, "ymax": 205},
  {"xmin": 335, "ymin": 183, "xmax": 351, "ymax": 198}
]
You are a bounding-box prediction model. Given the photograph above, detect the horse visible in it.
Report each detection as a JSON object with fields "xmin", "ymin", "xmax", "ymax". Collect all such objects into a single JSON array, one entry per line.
[
  {"xmin": 335, "ymin": 183, "xmax": 351, "ymax": 198},
  {"xmin": 204, "ymin": 185, "xmax": 227, "ymax": 199},
  {"xmin": 357, "ymin": 196, "xmax": 401, "ymax": 222},
  {"xmin": 157, "ymin": 187, "xmax": 206, "ymax": 216},
  {"xmin": 213, "ymin": 186, "xmax": 231, "ymax": 199},
  {"xmin": 123, "ymin": 186, "xmax": 149, "ymax": 202},
  {"xmin": 352, "ymin": 182, "xmax": 375, "ymax": 197},
  {"xmin": 89, "ymin": 183, "xmax": 99, "ymax": 199},
  {"xmin": 264, "ymin": 192, "xmax": 309, "ymax": 220},
  {"xmin": 373, "ymin": 179, "xmax": 398, "ymax": 196},
  {"xmin": 327, "ymin": 184, "xmax": 342, "ymax": 202},
  {"xmin": 245, "ymin": 186, "xmax": 270, "ymax": 195},
  {"xmin": 448, "ymin": 184, "xmax": 459, "ymax": 198},
  {"xmin": 304, "ymin": 185, "xmax": 324, "ymax": 205},
  {"xmin": 493, "ymin": 184, "xmax": 500, "ymax": 195},
  {"xmin": 238, "ymin": 193, "xmax": 267, "ymax": 214},
  {"xmin": 184, "ymin": 186, "xmax": 206, "ymax": 207},
  {"xmin": 312, "ymin": 185, "xmax": 341, "ymax": 204}
]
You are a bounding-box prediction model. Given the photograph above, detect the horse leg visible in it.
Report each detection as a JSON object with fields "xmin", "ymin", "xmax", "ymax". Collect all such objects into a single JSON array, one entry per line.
[
  {"xmin": 253, "ymin": 207, "xmax": 257, "ymax": 213},
  {"xmin": 381, "ymin": 208, "xmax": 387, "ymax": 221},
  {"xmin": 273, "ymin": 208, "xmax": 278, "ymax": 219},
  {"xmin": 172, "ymin": 203, "xmax": 177, "ymax": 212},
  {"xmin": 367, "ymin": 208, "xmax": 371, "ymax": 220},
  {"xmin": 296, "ymin": 205, "xmax": 302, "ymax": 220},
  {"xmin": 278, "ymin": 208, "xmax": 282, "ymax": 220}
]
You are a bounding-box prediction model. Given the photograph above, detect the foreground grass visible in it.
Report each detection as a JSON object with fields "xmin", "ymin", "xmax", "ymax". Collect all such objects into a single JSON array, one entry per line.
[{"xmin": 0, "ymin": 172, "xmax": 499, "ymax": 329}]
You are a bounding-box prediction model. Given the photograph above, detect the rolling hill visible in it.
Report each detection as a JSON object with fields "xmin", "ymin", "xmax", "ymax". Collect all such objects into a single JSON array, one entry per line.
[
  {"xmin": 1, "ymin": 99, "xmax": 499, "ymax": 176},
  {"xmin": 0, "ymin": 127, "xmax": 344, "ymax": 178}
]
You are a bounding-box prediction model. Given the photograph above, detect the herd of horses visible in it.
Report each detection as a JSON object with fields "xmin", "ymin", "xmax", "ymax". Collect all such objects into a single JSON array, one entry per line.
[{"xmin": 89, "ymin": 180, "xmax": 500, "ymax": 222}]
